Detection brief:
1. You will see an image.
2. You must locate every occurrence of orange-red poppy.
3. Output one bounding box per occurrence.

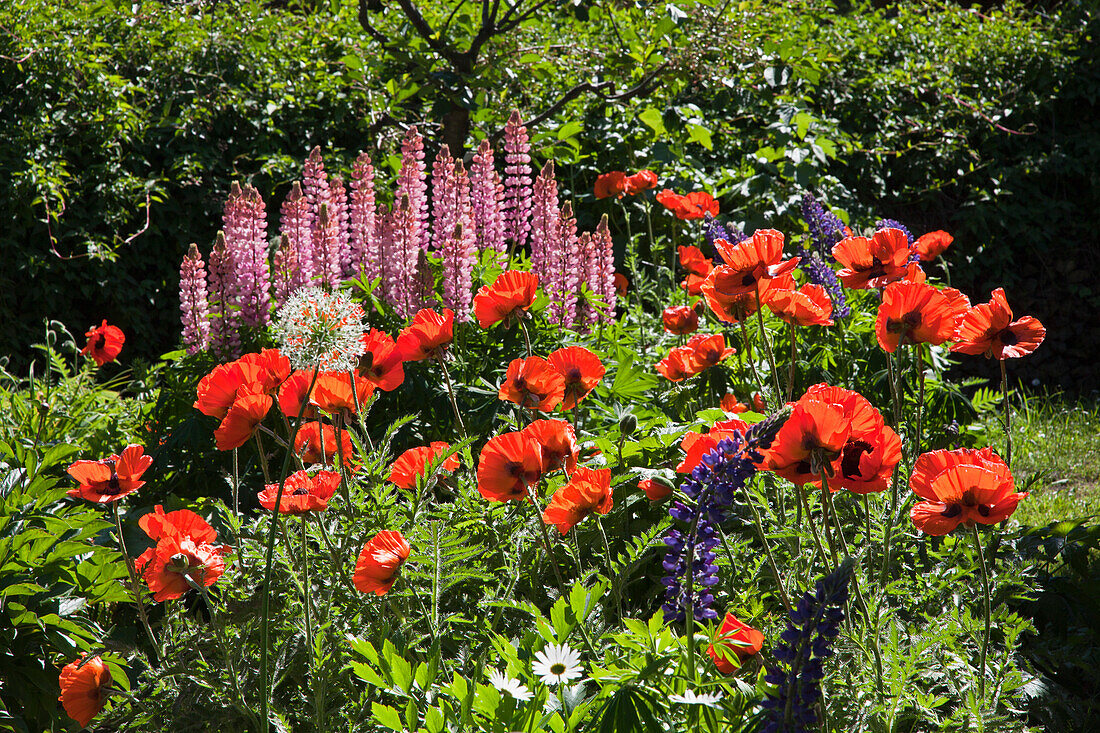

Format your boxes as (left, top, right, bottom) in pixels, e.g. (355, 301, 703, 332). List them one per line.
(522, 419, 579, 474)
(763, 275, 834, 327)
(801, 383, 884, 436)
(309, 371, 376, 415)
(359, 329, 406, 391)
(639, 478, 673, 501)
(875, 281, 967, 353)
(832, 425, 902, 494)
(763, 399, 850, 485)
(213, 386, 273, 451)
(547, 346, 605, 410)
(623, 169, 659, 195)
(614, 272, 629, 296)
(59, 654, 111, 727)
(396, 308, 454, 361)
(909, 448, 1027, 535)
(712, 229, 800, 294)
(657, 190, 719, 220)
(278, 370, 320, 420)
(832, 228, 911, 289)
(237, 349, 292, 393)
(257, 469, 340, 513)
(594, 171, 627, 199)
(685, 333, 736, 370)
(138, 505, 217, 544)
(499, 356, 566, 411)
(721, 393, 748, 414)
(82, 320, 125, 366)
(387, 442, 459, 490)
(474, 270, 540, 329)
(137, 533, 227, 602)
(476, 431, 543, 502)
(681, 272, 708, 297)
(913, 230, 953, 261)
(66, 444, 153, 503)
(662, 305, 699, 335)
(678, 245, 713, 277)
(194, 361, 264, 420)
(951, 288, 1045, 360)
(677, 418, 749, 474)
(701, 273, 759, 323)
(655, 347, 696, 382)
(294, 421, 355, 466)
(542, 466, 613, 535)
(353, 530, 411, 596)
(707, 612, 764, 673)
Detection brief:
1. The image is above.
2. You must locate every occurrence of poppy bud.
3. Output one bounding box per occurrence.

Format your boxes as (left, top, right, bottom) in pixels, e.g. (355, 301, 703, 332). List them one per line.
(619, 413, 638, 436)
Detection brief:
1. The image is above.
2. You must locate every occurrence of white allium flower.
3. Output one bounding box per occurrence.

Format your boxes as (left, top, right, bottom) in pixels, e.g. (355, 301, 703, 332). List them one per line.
(273, 287, 365, 371)
(669, 689, 724, 707)
(532, 643, 583, 686)
(488, 669, 533, 702)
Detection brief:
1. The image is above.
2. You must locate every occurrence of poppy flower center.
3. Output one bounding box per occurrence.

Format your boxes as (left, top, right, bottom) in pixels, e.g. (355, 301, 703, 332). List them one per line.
(566, 367, 582, 383)
(997, 328, 1018, 346)
(942, 504, 962, 518)
(102, 474, 123, 495)
(292, 487, 309, 496)
(95, 335, 107, 350)
(840, 440, 873, 479)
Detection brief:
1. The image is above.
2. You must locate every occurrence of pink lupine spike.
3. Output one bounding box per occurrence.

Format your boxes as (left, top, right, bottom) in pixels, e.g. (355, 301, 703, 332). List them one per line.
(272, 235, 297, 308)
(502, 111, 533, 251)
(280, 181, 314, 291)
(349, 152, 379, 281)
(469, 139, 506, 264)
(207, 231, 241, 357)
(593, 214, 616, 323)
(440, 162, 476, 322)
(302, 146, 331, 222)
(376, 203, 395, 303)
(430, 145, 460, 255)
(313, 203, 341, 289)
(388, 195, 420, 318)
(576, 232, 599, 327)
(556, 202, 581, 330)
(329, 175, 351, 278)
(179, 243, 210, 353)
(529, 160, 559, 285)
(396, 127, 429, 254)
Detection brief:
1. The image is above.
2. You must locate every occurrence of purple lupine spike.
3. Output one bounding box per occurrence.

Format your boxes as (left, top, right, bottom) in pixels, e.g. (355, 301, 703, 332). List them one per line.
(546, 202, 580, 329)
(329, 175, 351, 277)
(704, 214, 745, 266)
(529, 160, 559, 284)
(593, 214, 616, 323)
(280, 182, 314, 291)
(207, 232, 240, 357)
(313, 203, 341, 289)
(387, 196, 420, 318)
(179, 243, 210, 354)
(470, 138, 507, 265)
(396, 127, 429, 254)
(502, 110, 533, 251)
(440, 163, 476, 322)
(271, 236, 297, 308)
(430, 144, 460, 254)
(349, 152, 379, 281)
(803, 252, 850, 319)
(800, 193, 847, 259)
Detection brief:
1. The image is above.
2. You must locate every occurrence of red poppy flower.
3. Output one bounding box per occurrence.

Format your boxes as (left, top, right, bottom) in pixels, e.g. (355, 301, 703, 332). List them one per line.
(522, 419, 579, 474)
(623, 169, 659, 195)
(542, 467, 613, 535)
(353, 530, 411, 596)
(66, 444, 153, 503)
(258, 469, 340, 513)
(662, 305, 699, 335)
(655, 347, 697, 382)
(476, 431, 544, 502)
(309, 371, 376, 415)
(194, 362, 261, 420)
(82, 320, 125, 366)
(498, 356, 566, 411)
(875, 281, 967, 353)
(294, 421, 355, 466)
(701, 273, 759, 323)
(138, 505, 217, 544)
(677, 419, 749, 474)
(639, 478, 673, 502)
(832, 228, 911, 289)
(137, 533, 227, 602)
(278, 370, 320, 420)
(763, 399, 850, 485)
(832, 425, 902, 494)
(721, 393, 748, 414)
(658, 190, 719, 220)
(681, 272, 709, 297)
(396, 308, 454, 361)
(763, 275, 834, 327)
(951, 288, 1045, 360)
(614, 272, 629, 296)
(686, 333, 736, 370)
(711, 229, 801, 298)
(237, 349, 292, 393)
(474, 270, 540, 329)
(59, 654, 111, 727)
(901, 262, 927, 284)
(213, 386, 273, 451)
(707, 612, 764, 673)
(359, 329, 405, 391)
(547, 346, 605, 410)
(801, 384, 884, 436)
(913, 230, 953, 261)
(679, 246, 713, 277)
(594, 171, 627, 199)
(387, 442, 459, 490)
(909, 448, 1027, 535)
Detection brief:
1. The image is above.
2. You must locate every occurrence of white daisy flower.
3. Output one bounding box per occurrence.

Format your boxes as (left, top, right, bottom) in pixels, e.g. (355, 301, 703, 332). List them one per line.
(272, 287, 365, 371)
(488, 669, 533, 702)
(531, 643, 584, 686)
(669, 689, 724, 707)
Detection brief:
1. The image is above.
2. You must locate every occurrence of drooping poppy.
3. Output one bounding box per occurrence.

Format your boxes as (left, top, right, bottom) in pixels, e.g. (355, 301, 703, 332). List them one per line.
(522, 419, 579, 474)
(664, 191, 720, 220)
(359, 329, 405, 391)
(473, 270, 540, 328)
(763, 276, 834, 327)
(387, 442, 459, 490)
(353, 530, 411, 596)
(678, 246, 713, 277)
(655, 347, 697, 382)
(913, 230, 953, 262)
(763, 399, 850, 485)
(66, 444, 153, 503)
(685, 333, 736, 371)
(138, 533, 228, 602)
(278, 369, 320, 420)
(294, 421, 355, 466)
(498, 356, 566, 411)
(542, 467, 613, 535)
(309, 371, 376, 416)
(59, 654, 111, 727)
(875, 281, 967, 353)
(951, 288, 1045, 360)
(594, 171, 628, 199)
(832, 228, 911, 289)
(547, 346, 605, 410)
(623, 169, 659, 195)
(257, 469, 340, 513)
(138, 505, 217, 544)
(712, 229, 800, 296)
(476, 431, 543, 502)
(721, 393, 748, 414)
(909, 448, 1027, 535)
(236, 349, 292, 393)
(82, 320, 125, 366)
(707, 612, 764, 673)
(613, 272, 629, 296)
(662, 305, 699, 335)
(639, 478, 673, 502)
(396, 308, 454, 361)
(213, 386, 273, 451)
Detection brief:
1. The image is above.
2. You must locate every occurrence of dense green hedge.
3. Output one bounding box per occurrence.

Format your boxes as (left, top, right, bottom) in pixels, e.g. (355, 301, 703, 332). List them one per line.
(1, 0, 1095, 387)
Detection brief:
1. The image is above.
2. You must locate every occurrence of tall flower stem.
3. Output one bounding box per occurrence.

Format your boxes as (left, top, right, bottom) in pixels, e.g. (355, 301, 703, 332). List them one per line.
(787, 323, 797, 402)
(299, 515, 325, 729)
(738, 320, 767, 398)
(754, 289, 782, 407)
(518, 317, 534, 359)
(914, 347, 926, 456)
(1000, 359, 1012, 467)
(744, 486, 793, 613)
(972, 525, 993, 700)
(192, 581, 259, 730)
(231, 447, 244, 571)
(880, 351, 906, 584)
(525, 483, 567, 595)
(314, 513, 354, 591)
(436, 354, 468, 439)
(112, 503, 161, 663)
(818, 481, 840, 565)
(596, 517, 622, 619)
(795, 484, 826, 565)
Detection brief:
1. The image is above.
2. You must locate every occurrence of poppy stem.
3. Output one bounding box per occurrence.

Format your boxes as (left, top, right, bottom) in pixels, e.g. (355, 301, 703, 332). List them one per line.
(915, 347, 926, 456)
(880, 352, 906, 585)
(795, 484, 826, 566)
(1000, 359, 1012, 467)
(526, 484, 568, 595)
(111, 503, 161, 664)
(253, 433, 272, 484)
(787, 322, 797, 402)
(595, 517, 623, 620)
(192, 581, 259, 730)
(518, 317, 533, 360)
(737, 319, 766, 398)
(741, 485, 793, 613)
(818, 480, 839, 565)
(436, 354, 468, 439)
(753, 288, 782, 408)
(231, 447, 243, 572)
(313, 513, 354, 591)
(972, 525, 992, 701)
(299, 516, 323, 728)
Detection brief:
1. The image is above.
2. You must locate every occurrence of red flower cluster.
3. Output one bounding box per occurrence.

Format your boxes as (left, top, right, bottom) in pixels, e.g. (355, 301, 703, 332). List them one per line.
(67, 444, 153, 504)
(762, 274, 834, 327)
(474, 270, 539, 328)
(951, 288, 1045, 360)
(397, 308, 454, 361)
(875, 281, 970, 353)
(387, 442, 460, 490)
(353, 530, 411, 596)
(656, 189, 719, 220)
(359, 329, 406, 391)
(701, 230, 799, 323)
(655, 333, 735, 382)
(135, 505, 228, 602)
(194, 349, 290, 451)
(909, 448, 1027, 535)
(594, 169, 659, 199)
(82, 320, 125, 366)
(499, 347, 605, 412)
(476, 419, 579, 502)
(662, 305, 699, 335)
(542, 466, 613, 534)
(832, 228, 912, 289)
(257, 469, 340, 514)
(678, 245, 713, 295)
